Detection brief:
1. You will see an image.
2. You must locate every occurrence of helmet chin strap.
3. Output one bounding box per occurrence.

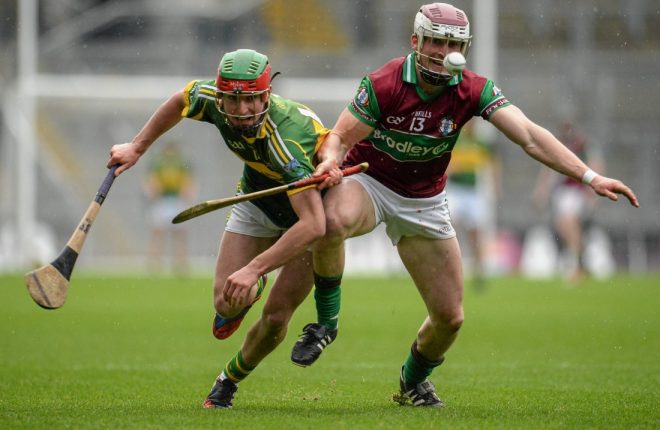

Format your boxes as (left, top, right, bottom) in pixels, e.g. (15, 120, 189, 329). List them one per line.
(420, 67, 453, 86)
(224, 110, 268, 137)
(234, 120, 263, 137)
(415, 52, 453, 86)
(216, 94, 270, 137)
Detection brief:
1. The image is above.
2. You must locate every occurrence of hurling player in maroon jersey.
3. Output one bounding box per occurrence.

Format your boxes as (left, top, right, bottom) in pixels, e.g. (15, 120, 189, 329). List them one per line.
(292, 3, 639, 407)
(532, 121, 607, 283)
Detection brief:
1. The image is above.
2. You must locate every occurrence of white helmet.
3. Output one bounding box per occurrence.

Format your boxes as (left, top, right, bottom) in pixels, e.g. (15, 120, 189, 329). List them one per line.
(414, 3, 472, 84)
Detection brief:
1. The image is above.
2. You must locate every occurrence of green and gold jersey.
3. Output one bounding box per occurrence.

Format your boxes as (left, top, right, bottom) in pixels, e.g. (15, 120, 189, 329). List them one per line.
(149, 146, 191, 196)
(182, 79, 330, 227)
(447, 132, 493, 187)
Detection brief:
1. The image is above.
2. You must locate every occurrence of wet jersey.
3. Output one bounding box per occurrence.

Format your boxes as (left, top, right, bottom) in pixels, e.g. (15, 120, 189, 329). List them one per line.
(344, 53, 510, 198)
(182, 79, 329, 228)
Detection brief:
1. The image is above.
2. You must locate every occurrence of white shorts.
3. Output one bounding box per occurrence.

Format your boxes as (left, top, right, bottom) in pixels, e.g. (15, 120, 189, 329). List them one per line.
(346, 173, 455, 246)
(225, 201, 285, 238)
(150, 196, 187, 228)
(552, 186, 586, 218)
(445, 183, 488, 229)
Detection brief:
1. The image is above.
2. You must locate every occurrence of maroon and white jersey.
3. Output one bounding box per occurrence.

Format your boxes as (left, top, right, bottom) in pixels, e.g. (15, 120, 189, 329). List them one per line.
(344, 53, 510, 198)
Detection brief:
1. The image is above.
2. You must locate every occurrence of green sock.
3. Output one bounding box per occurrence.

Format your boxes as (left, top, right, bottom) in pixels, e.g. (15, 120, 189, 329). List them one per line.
(313, 272, 342, 330)
(402, 341, 445, 386)
(222, 350, 256, 383)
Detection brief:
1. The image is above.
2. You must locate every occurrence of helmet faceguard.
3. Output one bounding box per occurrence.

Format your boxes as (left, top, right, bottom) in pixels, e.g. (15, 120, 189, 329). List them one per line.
(215, 49, 272, 136)
(413, 3, 472, 85)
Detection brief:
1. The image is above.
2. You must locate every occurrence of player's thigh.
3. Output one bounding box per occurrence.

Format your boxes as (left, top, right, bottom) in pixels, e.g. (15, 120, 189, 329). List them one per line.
(213, 231, 276, 298)
(262, 250, 314, 316)
(396, 236, 464, 316)
(323, 178, 378, 238)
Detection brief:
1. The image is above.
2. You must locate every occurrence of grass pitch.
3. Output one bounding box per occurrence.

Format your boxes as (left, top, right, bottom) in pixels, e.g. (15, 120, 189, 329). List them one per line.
(1, 273, 658, 429)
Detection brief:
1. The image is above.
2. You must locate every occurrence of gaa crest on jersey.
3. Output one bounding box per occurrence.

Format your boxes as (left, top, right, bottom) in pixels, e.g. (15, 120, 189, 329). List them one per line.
(356, 87, 370, 107)
(492, 85, 502, 96)
(438, 116, 457, 137)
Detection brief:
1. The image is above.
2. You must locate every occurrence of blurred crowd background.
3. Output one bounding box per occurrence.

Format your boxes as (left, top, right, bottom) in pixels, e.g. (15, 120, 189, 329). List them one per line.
(1, 0, 658, 276)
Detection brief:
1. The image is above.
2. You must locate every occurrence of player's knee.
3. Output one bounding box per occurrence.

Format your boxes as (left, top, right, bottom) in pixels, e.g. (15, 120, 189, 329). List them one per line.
(308, 220, 326, 242)
(448, 312, 464, 332)
(324, 212, 351, 244)
(261, 308, 290, 334)
(434, 307, 464, 333)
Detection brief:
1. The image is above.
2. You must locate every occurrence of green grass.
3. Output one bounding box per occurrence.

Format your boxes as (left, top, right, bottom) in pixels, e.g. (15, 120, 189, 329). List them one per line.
(1, 273, 658, 429)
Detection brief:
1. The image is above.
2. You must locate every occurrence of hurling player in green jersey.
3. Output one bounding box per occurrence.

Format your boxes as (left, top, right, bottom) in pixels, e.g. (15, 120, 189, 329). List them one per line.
(108, 49, 341, 409)
(293, 3, 639, 407)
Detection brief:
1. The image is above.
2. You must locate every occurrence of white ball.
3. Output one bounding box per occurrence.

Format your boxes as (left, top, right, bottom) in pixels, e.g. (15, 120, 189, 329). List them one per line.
(443, 52, 466, 74)
(246, 280, 260, 304)
(246, 275, 266, 304)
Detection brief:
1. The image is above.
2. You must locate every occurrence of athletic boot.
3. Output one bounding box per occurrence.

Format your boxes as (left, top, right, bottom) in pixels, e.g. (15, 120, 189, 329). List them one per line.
(291, 323, 338, 367)
(394, 366, 445, 408)
(212, 275, 267, 340)
(203, 377, 238, 409)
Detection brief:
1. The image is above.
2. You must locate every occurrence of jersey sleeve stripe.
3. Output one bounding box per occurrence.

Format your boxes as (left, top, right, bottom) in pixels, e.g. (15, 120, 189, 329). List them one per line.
(182, 80, 208, 120)
(297, 107, 324, 127)
(264, 118, 293, 167)
(480, 97, 510, 118)
(181, 80, 196, 117)
(478, 80, 511, 119)
(263, 119, 286, 166)
(197, 94, 216, 102)
(314, 128, 331, 153)
(273, 127, 296, 162)
(287, 184, 316, 196)
(244, 160, 283, 181)
(199, 84, 217, 94)
(348, 102, 377, 127)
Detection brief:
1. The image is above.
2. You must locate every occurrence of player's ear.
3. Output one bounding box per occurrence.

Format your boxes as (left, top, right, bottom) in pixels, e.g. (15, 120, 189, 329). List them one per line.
(411, 33, 419, 50)
(262, 87, 272, 102)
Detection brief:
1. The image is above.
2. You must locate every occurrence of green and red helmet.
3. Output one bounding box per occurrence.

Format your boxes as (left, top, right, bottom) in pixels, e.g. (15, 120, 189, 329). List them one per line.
(216, 49, 272, 92)
(215, 49, 272, 135)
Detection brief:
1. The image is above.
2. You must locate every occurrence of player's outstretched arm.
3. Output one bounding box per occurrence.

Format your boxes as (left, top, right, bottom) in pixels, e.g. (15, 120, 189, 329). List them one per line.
(490, 106, 640, 208)
(108, 90, 185, 175)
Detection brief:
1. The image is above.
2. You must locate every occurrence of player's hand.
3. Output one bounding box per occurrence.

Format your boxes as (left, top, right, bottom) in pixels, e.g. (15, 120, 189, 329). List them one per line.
(314, 158, 343, 190)
(223, 268, 260, 308)
(107, 143, 143, 176)
(590, 176, 640, 208)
